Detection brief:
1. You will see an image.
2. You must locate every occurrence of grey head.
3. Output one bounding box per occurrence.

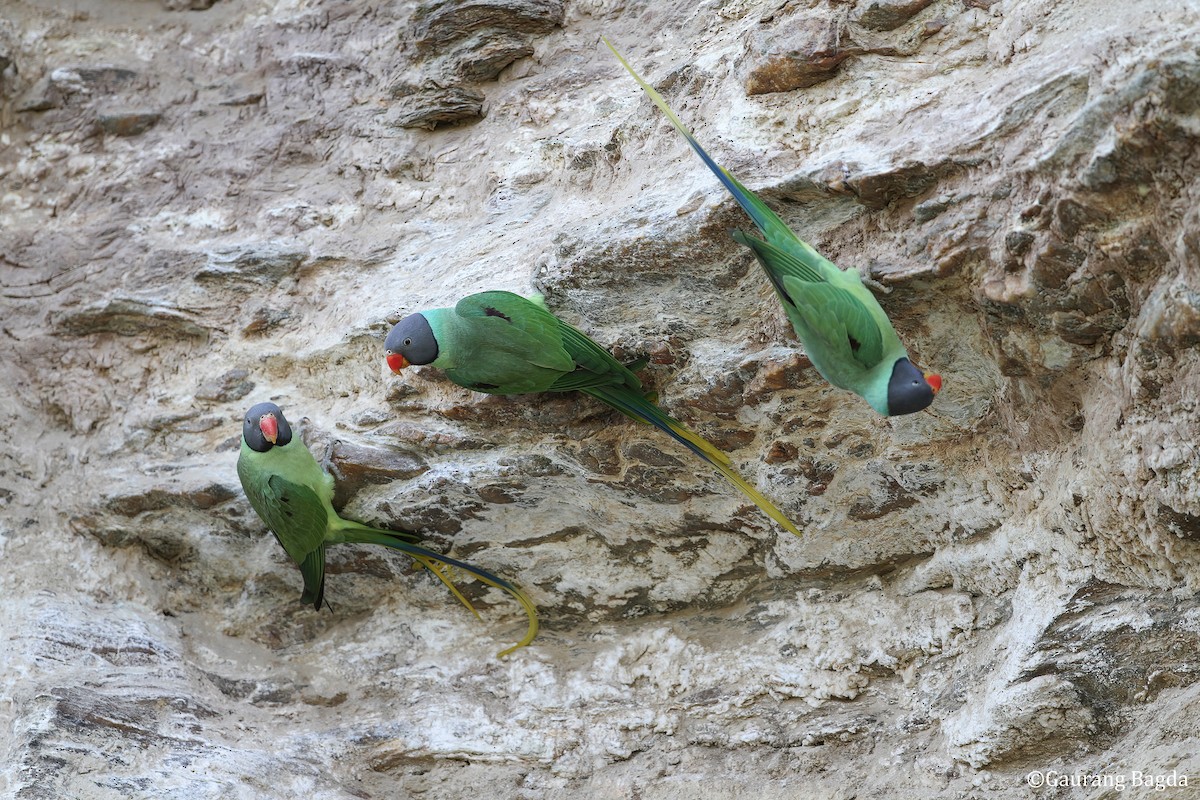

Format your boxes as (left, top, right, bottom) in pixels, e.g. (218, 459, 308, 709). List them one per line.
(885, 358, 937, 416)
(385, 312, 439, 371)
(243, 401, 293, 452)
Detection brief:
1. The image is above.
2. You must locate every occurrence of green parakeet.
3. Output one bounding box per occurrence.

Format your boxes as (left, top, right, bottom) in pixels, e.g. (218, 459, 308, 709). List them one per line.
(604, 39, 942, 416)
(237, 401, 538, 658)
(384, 290, 802, 538)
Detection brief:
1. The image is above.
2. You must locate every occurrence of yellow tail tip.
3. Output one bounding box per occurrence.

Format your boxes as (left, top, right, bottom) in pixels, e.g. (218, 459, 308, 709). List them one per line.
(725, 468, 804, 539)
(601, 36, 695, 139)
(412, 556, 483, 621)
(495, 589, 540, 659)
(663, 419, 802, 538)
(412, 554, 539, 659)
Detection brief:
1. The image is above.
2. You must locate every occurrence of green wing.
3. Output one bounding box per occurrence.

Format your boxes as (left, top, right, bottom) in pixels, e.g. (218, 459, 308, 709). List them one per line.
(238, 451, 332, 607)
(446, 291, 648, 396)
(454, 291, 576, 373)
(732, 229, 833, 285)
(782, 277, 885, 370)
(238, 453, 330, 607)
(260, 474, 330, 563)
(265, 474, 330, 607)
(733, 232, 884, 369)
(547, 321, 645, 394)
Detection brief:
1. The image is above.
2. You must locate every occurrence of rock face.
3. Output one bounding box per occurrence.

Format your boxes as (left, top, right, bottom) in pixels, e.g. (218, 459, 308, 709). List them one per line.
(2, 0, 1199, 797)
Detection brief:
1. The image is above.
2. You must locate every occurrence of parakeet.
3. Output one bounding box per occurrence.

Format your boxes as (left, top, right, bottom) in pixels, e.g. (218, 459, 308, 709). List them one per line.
(604, 38, 942, 416)
(236, 401, 537, 658)
(384, 290, 803, 538)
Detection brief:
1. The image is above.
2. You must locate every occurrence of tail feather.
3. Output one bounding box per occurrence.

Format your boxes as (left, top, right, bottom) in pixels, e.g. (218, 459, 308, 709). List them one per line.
(298, 547, 327, 611)
(603, 38, 787, 238)
(604, 38, 839, 276)
(341, 524, 538, 658)
(585, 385, 803, 538)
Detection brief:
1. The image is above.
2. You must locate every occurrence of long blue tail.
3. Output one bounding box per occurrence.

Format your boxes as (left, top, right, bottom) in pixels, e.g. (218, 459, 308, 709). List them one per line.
(603, 38, 781, 236)
(604, 37, 840, 276)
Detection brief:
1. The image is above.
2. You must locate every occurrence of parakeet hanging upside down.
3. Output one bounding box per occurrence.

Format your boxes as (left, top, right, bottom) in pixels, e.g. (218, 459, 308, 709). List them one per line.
(604, 38, 942, 416)
(237, 401, 538, 658)
(384, 290, 803, 538)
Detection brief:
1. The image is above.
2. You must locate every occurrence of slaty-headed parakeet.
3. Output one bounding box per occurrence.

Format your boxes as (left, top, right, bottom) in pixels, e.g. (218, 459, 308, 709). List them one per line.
(237, 401, 537, 657)
(604, 39, 941, 416)
(384, 291, 802, 538)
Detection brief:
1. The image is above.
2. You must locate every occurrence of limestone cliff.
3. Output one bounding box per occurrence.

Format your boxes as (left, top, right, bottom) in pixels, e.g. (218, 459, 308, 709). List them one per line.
(2, 0, 1199, 797)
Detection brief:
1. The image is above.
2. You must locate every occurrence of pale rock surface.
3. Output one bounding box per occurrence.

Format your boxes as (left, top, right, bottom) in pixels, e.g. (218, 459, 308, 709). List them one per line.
(2, 0, 1199, 797)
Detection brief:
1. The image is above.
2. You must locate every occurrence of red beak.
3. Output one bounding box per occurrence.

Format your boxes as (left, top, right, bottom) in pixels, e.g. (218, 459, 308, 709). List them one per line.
(259, 413, 278, 444)
(386, 352, 409, 373)
(924, 372, 943, 394)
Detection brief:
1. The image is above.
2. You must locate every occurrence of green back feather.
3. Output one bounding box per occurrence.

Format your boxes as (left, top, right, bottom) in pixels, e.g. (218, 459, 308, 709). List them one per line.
(429, 292, 574, 392)
(454, 291, 576, 373)
(436, 291, 646, 395)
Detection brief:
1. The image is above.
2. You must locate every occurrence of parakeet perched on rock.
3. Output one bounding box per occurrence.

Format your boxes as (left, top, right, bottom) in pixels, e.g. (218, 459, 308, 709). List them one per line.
(237, 401, 537, 658)
(604, 38, 942, 416)
(384, 290, 802, 538)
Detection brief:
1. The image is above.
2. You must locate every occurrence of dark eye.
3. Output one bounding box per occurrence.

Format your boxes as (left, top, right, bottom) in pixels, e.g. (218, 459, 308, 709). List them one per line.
(403, 338, 412, 347)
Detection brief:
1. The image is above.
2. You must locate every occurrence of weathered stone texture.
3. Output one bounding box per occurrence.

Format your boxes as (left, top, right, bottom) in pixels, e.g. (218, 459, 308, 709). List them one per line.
(2, 0, 1200, 797)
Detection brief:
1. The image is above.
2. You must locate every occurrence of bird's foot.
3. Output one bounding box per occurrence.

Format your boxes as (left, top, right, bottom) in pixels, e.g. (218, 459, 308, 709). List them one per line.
(863, 275, 893, 295)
